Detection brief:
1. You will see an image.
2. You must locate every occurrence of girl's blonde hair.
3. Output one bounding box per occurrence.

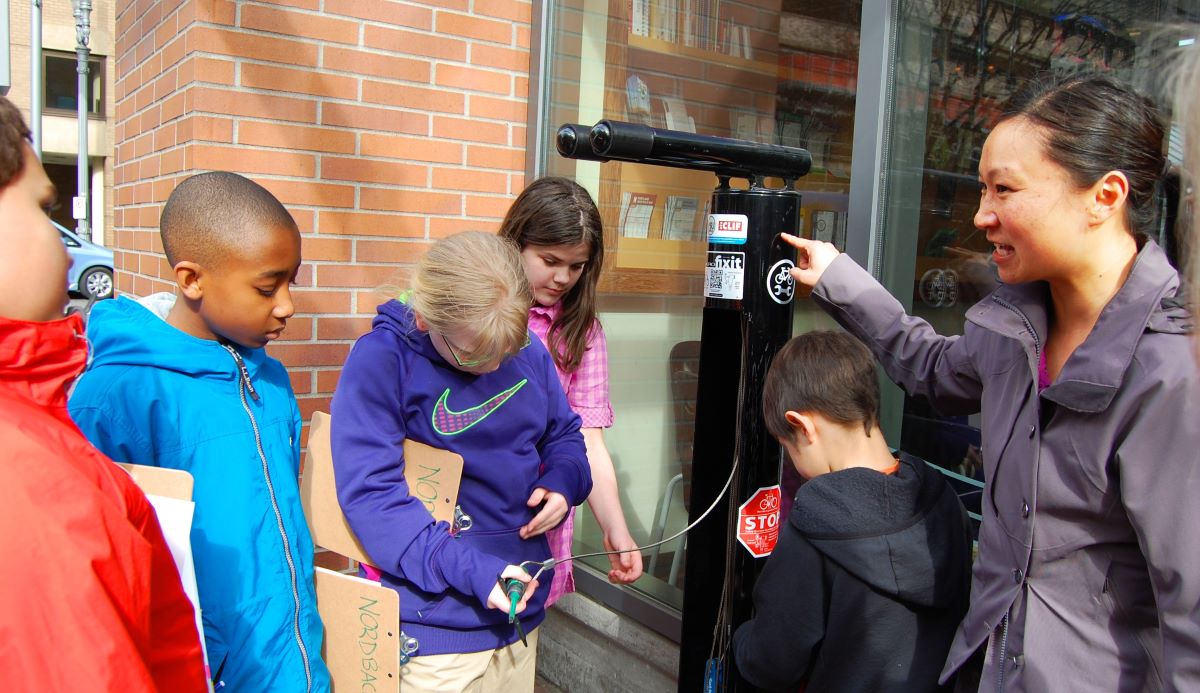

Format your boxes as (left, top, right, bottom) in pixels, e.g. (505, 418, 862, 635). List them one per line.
(409, 231, 532, 363)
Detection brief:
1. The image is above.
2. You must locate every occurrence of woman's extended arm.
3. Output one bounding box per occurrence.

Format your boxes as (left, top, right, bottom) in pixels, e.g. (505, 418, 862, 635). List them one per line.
(786, 233, 985, 413)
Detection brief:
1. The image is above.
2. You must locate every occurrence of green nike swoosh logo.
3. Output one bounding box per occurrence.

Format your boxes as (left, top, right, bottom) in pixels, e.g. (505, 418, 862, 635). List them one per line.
(431, 379, 528, 436)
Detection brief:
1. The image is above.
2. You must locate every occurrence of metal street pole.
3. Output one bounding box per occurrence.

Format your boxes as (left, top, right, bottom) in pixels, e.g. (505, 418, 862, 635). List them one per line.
(73, 0, 91, 241)
(30, 0, 41, 155)
(0, 4, 10, 96)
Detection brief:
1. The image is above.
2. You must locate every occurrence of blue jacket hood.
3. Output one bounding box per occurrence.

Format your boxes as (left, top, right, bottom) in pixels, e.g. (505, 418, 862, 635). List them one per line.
(87, 293, 268, 380)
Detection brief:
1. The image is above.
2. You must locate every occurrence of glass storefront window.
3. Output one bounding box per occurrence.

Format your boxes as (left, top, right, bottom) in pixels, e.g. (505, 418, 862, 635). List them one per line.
(876, 1, 1200, 519)
(538, 1, 862, 627)
(535, 0, 1199, 636)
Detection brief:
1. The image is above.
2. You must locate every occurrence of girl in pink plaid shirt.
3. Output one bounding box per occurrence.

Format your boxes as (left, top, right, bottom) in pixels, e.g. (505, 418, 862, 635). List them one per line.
(500, 177, 644, 605)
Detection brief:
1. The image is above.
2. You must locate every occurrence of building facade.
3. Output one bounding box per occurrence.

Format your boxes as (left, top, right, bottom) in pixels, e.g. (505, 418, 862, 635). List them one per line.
(8, 0, 116, 244)
(105, 1, 1200, 690)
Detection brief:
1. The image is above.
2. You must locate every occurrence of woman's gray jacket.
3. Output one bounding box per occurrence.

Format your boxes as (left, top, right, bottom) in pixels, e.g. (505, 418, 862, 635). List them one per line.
(811, 239, 1199, 692)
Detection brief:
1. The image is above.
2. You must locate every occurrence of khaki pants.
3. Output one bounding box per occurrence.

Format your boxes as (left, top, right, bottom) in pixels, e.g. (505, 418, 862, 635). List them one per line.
(399, 628, 539, 693)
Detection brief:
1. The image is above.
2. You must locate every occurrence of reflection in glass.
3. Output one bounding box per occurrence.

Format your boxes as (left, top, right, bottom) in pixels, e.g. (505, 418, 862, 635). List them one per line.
(543, 1, 864, 615)
(883, 1, 1199, 517)
(537, 0, 1200, 625)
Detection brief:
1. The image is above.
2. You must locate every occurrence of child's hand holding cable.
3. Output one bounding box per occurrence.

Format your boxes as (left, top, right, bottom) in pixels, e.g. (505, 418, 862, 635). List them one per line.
(486, 564, 538, 613)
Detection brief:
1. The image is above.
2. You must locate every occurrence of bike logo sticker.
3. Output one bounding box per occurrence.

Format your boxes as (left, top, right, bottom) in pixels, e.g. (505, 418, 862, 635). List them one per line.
(919, 268, 958, 308)
(767, 259, 795, 304)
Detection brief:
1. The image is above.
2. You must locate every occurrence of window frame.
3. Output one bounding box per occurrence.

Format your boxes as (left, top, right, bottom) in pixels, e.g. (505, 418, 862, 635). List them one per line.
(42, 50, 106, 119)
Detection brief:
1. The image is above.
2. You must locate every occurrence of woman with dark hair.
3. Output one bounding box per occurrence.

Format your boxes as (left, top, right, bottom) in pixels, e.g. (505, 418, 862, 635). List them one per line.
(785, 73, 1200, 691)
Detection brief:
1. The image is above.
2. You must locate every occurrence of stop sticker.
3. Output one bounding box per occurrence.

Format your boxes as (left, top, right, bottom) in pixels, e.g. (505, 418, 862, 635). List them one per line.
(737, 485, 782, 558)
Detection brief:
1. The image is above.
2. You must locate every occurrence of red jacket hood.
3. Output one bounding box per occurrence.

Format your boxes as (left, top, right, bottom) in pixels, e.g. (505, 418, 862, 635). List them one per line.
(0, 312, 88, 419)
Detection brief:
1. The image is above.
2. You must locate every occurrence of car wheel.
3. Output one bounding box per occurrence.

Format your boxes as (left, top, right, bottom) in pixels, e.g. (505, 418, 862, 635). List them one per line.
(80, 267, 114, 300)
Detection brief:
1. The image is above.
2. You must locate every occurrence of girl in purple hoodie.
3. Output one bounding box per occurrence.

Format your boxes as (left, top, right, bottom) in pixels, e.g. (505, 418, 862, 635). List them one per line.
(330, 231, 592, 691)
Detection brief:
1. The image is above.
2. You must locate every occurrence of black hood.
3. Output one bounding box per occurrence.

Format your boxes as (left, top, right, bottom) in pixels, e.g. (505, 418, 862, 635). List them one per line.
(790, 453, 970, 609)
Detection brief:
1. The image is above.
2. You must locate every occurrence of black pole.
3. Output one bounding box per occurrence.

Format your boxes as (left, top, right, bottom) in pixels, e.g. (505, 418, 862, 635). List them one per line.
(677, 182, 799, 691)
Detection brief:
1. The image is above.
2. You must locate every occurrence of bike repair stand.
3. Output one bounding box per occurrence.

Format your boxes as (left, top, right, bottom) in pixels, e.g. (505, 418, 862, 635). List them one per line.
(558, 121, 810, 691)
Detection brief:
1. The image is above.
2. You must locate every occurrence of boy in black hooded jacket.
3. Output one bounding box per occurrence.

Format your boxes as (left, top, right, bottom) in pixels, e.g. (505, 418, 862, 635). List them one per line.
(733, 331, 972, 692)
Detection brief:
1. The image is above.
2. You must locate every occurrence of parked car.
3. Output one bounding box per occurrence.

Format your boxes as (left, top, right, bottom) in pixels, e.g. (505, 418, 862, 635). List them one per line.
(57, 221, 114, 300)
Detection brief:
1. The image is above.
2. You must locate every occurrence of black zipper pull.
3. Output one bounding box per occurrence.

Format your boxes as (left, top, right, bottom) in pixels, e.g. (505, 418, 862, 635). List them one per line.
(221, 342, 260, 402)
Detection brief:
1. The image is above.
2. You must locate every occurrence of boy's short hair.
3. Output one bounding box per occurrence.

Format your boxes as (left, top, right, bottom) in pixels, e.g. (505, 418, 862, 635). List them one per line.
(160, 171, 297, 267)
(763, 330, 880, 440)
(0, 97, 32, 190)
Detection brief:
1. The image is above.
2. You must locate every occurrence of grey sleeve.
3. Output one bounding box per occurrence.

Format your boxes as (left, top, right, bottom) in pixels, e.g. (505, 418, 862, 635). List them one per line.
(1115, 357, 1200, 690)
(811, 254, 984, 415)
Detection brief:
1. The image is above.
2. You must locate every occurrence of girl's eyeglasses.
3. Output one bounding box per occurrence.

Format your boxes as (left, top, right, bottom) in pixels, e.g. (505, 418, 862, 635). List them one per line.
(441, 332, 531, 368)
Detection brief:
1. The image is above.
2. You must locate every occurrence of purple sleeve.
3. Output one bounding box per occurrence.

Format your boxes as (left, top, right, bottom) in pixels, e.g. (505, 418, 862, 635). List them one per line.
(1116, 359, 1200, 689)
(330, 331, 505, 606)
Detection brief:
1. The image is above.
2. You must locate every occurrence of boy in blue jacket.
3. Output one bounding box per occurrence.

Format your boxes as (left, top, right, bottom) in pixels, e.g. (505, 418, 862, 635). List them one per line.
(331, 231, 592, 691)
(69, 172, 330, 692)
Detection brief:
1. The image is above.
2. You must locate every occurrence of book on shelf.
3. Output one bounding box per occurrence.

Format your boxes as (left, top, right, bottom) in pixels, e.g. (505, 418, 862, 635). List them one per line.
(723, 21, 753, 60)
(638, 0, 732, 53)
(662, 97, 695, 133)
(626, 74, 652, 119)
(630, 0, 650, 37)
(651, 0, 678, 42)
(681, 2, 695, 47)
(619, 191, 658, 239)
(663, 195, 701, 241)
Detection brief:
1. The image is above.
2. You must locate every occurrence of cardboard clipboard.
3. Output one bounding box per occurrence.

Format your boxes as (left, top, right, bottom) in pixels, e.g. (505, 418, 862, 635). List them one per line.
(302, 412, 463, 690)
(117, 464, 209, 679)
(313, 567, 401, 691)
(117, 462, 194, 501)
(300, 411, 463, 566)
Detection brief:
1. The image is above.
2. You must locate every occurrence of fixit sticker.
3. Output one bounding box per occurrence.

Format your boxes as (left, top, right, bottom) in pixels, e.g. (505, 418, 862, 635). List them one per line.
(705, 251, 745, 300)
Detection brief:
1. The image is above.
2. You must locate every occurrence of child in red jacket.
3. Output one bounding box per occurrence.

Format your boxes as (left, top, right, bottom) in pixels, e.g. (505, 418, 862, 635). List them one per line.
(0, 95, 207, 690)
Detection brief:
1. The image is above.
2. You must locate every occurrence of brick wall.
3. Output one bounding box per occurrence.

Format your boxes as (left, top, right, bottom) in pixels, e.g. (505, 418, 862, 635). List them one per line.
(113, 0, 533, 569)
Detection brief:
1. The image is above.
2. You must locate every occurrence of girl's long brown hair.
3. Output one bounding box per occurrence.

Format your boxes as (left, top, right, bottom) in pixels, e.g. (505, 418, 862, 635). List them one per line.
(498, 177, 604, 373)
